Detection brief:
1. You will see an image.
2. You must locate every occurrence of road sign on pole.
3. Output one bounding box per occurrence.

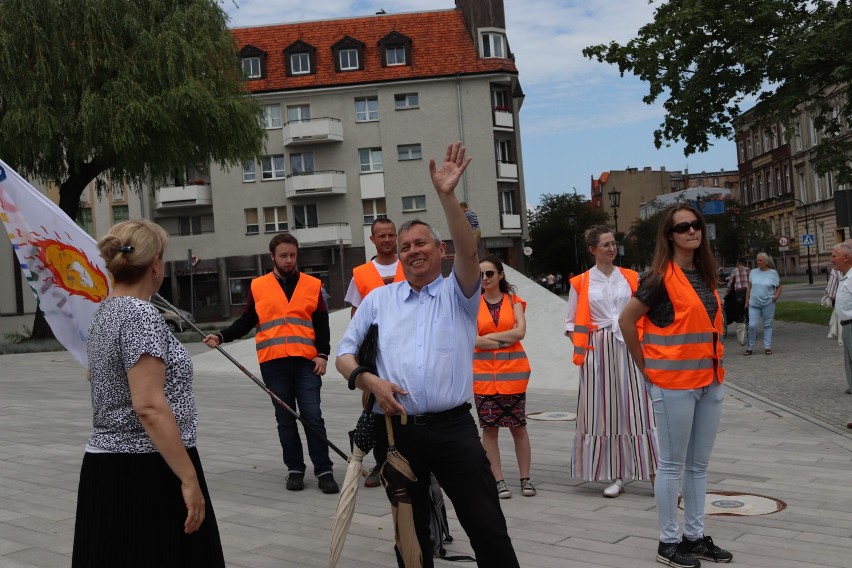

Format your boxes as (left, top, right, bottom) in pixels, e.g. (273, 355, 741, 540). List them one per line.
(802, 234, 815, 247)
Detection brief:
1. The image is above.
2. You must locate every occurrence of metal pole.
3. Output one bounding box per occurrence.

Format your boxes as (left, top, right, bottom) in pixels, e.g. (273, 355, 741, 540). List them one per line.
(152, 293, 349, 462)
(804, 203, 813, 285)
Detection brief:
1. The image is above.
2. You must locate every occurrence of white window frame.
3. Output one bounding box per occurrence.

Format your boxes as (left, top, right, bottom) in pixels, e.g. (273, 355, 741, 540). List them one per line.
(243, 161, 257, 182)
(394, 93, 419, 110)
(287, 104, 311, 123)
(263, 206, 288, 233)
(359, 148, 383, 173)
(261, 155, 286, 180)
(362, 198, 387, 225)
(245, 208, 259, 235)
(385, 45, 406, 66)
(290, 152, 315, 175)
(500, 191, 515, 215)
(480, 31, 506, 58)
(293, 203, 318, 229)
(242, 57, 261, 78)
(262, 104, 282, 129)
(397, 144, 422, 161)
(355, 97, 379, 122)
(496, 139, 512, 163)
(290, 52, 310, 75)
(401, 195, 426, 212)
(339, 48, 359, 70)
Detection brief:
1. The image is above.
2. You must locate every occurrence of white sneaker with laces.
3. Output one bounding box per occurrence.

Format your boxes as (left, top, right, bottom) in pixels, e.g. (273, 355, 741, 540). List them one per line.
(603, 478, 624, 498)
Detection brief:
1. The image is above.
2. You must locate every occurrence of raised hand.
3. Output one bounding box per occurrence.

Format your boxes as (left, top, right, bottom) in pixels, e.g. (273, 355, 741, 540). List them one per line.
(429, 141, 472, 196)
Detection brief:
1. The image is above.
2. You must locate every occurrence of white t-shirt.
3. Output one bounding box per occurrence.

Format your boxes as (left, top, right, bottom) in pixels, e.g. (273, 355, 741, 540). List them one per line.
(344, 259, 400, 307)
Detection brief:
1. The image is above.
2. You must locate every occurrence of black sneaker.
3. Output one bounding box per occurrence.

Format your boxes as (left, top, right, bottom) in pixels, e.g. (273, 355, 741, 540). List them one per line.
(681, 535, 732, 563)
(285, 472, 304, 491)
(657, 541, 700, 568)
(364, 466, 381, 488)
(317, 473, 340, 494)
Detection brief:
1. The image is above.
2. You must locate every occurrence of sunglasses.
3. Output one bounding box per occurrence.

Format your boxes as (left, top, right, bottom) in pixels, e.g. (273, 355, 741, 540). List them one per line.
(481, 270, 496, 278)
(670, 220, 702, 234)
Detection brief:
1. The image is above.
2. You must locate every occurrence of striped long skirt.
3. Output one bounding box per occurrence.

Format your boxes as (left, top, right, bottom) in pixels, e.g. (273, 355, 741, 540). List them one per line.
(572, 328, 658, 481)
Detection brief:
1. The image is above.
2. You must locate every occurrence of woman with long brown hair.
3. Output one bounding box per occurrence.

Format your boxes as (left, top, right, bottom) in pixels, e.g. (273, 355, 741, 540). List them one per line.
(565, 225, 657, 498)
(619, 205, 732, 568)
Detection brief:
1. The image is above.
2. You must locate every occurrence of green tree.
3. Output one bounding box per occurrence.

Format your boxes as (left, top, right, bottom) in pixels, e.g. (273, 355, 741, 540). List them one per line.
(527, 193, 608, 277)
(583, 0, 852, 182)
(0, 0, 265, 337)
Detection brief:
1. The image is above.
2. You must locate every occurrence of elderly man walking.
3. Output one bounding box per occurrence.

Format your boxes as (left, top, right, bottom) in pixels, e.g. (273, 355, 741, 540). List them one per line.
(832, 242, 852, 397)
(336, 142, 519, 567)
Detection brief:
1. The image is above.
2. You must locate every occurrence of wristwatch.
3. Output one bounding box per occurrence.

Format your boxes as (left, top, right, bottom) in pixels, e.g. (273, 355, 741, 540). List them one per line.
(498, 341, 507, 349)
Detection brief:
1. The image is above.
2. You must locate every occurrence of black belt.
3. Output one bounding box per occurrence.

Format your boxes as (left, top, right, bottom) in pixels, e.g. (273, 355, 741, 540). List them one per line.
(842, 319, 852, 326)
(384, 402, 472, 426)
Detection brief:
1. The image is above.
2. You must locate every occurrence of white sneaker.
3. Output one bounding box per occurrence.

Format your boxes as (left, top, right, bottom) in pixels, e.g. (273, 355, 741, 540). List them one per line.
(603, 478, 624, 498)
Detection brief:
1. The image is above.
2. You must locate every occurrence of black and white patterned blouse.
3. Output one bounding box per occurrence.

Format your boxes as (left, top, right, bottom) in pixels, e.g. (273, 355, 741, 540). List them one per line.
(86, 296, 197, 453)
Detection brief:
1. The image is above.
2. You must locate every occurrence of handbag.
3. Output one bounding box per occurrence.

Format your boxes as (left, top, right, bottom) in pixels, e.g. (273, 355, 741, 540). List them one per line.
(736, 321, 747, 346)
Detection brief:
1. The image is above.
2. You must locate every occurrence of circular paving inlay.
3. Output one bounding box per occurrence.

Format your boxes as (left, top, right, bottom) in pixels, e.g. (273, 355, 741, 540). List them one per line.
(527, 411, 576, 421)
(678, 491, 786, 516)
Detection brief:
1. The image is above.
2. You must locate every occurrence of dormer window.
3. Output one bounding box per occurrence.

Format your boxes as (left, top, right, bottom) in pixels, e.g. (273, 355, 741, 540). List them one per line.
(480, 30, 506, 59)
(239, 45, 267, 79)
(332, 36, 364, 72)
(378, 31, 412, 68)
(284, 41, 317, 77)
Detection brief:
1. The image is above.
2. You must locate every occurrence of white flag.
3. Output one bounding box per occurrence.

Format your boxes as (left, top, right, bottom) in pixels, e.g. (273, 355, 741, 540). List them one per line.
(0, 159, 112, 367)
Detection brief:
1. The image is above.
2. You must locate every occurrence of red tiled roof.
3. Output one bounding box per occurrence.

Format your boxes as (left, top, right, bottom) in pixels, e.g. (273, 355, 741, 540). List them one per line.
(230, 9, 517, 93)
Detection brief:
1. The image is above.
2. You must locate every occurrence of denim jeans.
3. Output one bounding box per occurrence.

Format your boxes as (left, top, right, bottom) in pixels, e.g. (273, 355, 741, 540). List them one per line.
(747, 302, 776, 350)
(647, 379, 724, 543)
(259, 357, 333, 477)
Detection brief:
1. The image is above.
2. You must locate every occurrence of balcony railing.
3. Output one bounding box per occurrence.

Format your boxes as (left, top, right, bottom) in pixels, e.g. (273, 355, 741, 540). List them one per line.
(291, 223, 352, 247)
(283, 118, 344, 145)
(497, 161, 518, 180)
(284, 170, 347, 198)
(500, 213, 522, 232)
(154, 184, 213, 210)
(494, 108, 514, 129)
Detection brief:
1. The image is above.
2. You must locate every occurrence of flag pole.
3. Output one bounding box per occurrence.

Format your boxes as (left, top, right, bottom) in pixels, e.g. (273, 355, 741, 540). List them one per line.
(153, 293, 349, 462)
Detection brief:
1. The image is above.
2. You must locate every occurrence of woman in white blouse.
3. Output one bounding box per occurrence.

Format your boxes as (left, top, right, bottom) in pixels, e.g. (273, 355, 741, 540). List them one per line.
(565, 225, 658, 497)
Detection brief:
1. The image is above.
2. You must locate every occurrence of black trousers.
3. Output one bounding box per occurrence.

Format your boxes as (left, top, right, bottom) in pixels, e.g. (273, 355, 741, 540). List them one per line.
(375, 409, 519, 568)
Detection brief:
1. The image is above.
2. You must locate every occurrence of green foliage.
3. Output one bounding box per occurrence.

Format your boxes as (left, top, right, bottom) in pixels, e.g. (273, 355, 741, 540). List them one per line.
(583, 0, 852, 183)
(527, 193, 609, 276)
(0, 0, 265, 218)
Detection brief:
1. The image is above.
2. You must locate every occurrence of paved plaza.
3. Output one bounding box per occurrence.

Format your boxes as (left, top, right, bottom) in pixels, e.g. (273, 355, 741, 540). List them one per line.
(2, 278, 852, 567)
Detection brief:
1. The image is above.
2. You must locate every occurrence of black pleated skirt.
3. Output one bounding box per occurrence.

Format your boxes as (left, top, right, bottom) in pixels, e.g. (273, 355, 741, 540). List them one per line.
(72, 447, 225, 568)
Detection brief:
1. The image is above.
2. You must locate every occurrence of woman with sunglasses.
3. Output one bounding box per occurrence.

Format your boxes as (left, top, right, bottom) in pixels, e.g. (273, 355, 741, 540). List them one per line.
(619, 205, 733, 568)
(473, 255, 535, 499)
(744, 252, 782, 355)
(565, 225, 657, 499)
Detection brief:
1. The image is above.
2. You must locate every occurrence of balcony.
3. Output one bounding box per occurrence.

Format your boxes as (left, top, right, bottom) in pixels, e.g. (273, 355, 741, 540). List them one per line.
(283, 118, 344, 146)
(497, 161, 518, 180)
(359, 172, 385, 199)
(291, 223, 352, 247)
(285, 170, 347, 198)
(154, 183, 213, 210)
(501, 213, 522, 233)
(494, 109, 514, 129)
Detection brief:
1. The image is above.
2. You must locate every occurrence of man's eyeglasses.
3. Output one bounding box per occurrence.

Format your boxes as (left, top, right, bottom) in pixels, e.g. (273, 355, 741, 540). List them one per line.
(670, 220, 702, 234)
(481, 270, 496, 278)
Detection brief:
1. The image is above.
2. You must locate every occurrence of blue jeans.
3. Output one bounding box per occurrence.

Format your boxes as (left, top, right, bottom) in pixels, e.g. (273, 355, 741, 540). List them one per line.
(259, 357, 333, 477)
(647, 380, 724, 543)
(747, 302, 776, 350)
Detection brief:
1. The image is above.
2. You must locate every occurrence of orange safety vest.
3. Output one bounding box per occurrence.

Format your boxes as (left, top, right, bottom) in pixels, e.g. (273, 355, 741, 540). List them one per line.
(569, 267, 639, 366)
(251, 272, 320, 363)
(641, 263, 726, 389)
(473, 293, 531, 395)
(352, 260, 404, 300)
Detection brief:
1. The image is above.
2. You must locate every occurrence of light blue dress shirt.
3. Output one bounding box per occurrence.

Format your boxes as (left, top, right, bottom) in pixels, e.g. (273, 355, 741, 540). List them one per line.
(337, 269, 480, 415)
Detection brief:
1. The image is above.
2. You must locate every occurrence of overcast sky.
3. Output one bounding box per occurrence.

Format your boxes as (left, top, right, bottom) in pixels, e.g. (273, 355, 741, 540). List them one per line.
(221, 0, 737, 207)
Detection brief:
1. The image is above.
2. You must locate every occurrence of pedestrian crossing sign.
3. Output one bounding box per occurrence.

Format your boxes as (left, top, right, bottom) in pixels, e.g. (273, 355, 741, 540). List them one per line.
(802, 234, 815, 247)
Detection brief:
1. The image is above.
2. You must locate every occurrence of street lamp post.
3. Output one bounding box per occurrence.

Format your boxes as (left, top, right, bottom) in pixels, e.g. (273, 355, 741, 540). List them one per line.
(791, 197, 813, 285)
(568, 212, 578, 274)
(608, 188, 621, 265)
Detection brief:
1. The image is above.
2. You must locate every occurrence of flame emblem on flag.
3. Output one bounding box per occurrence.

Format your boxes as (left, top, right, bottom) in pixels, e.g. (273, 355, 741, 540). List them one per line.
(33, 238, 110, 302)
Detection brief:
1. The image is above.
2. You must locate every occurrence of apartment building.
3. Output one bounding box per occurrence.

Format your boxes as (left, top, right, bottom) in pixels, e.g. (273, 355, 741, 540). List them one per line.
(152, 1, 527, 319)
(734, 94, 851, 276)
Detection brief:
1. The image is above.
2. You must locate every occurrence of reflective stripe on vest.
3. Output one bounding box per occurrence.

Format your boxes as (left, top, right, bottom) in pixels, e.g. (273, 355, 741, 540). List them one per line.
(252, 272, 320, 363)
(472, 293, 531, 395)
(569, 268, 639, 366)
(641, 263, 725, 389)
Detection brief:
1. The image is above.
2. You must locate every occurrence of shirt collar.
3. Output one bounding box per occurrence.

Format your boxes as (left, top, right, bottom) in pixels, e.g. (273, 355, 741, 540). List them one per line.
(402, 273, 443, 299)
